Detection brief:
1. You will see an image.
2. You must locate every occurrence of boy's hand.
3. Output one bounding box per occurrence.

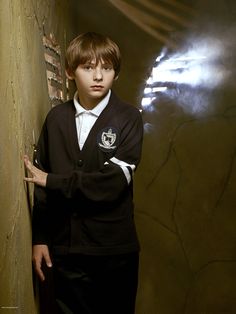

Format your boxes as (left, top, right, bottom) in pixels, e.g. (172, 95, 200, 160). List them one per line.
(24, 155, 48, 187)
(32, 244, 52, 282)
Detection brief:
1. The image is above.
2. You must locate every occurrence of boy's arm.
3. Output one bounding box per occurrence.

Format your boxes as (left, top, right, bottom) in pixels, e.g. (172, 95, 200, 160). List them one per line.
(23, 124, 52, 282)
(28, 123, 51, 245)
(46, 111, 143, 202)
(25, 111, 143, 203)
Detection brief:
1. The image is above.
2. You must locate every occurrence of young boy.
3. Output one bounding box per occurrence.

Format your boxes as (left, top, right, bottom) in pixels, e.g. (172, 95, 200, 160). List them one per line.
(24, 32, 143, 314)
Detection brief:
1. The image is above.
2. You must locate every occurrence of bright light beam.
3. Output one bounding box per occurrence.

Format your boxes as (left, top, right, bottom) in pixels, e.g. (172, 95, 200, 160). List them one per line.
(141, 36, 231, 112)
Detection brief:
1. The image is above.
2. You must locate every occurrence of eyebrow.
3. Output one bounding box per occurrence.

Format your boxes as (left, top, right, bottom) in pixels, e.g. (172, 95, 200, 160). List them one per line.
(82, 60, 113, 66)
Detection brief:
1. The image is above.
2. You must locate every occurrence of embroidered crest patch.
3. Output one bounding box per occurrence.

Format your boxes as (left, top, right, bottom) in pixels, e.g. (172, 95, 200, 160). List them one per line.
(97, 127, 119, 151)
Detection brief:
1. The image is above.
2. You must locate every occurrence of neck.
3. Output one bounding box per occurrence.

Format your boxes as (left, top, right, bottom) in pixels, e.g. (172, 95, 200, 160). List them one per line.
(77, 91, 109, 110)
(79, 99, 100, 110)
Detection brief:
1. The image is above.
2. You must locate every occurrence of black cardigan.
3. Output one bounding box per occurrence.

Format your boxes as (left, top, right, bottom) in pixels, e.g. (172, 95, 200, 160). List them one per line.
(32, 91, 143, 255)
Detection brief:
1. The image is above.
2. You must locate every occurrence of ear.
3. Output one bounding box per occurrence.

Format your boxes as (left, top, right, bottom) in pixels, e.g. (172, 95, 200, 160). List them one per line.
(114, 75, 119, 81)
(66, 69, 75, 80)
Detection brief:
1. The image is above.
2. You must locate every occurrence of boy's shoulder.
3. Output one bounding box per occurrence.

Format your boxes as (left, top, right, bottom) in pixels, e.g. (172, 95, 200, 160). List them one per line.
(110, 91, 141, 117)
(46, 100, 75, 120)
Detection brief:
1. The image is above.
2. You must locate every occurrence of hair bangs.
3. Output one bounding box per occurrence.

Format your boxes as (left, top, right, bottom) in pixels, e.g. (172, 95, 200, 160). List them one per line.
(66, 32, 121, 76)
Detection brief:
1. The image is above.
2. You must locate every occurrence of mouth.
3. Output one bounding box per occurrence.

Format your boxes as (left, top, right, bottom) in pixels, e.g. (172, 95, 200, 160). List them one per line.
(90, 85, 104, 90)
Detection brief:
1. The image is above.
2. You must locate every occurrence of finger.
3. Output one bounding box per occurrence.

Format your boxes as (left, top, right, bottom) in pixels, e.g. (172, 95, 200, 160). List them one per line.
(33, 258, 45, 282)
(44, 251, 53, 268)
(23, 177, 34, 183)
(36, 266, 45, 282)
(23, 155, 29, 161)
(23, 155, 30, 166)
(24, 157, 33, 171)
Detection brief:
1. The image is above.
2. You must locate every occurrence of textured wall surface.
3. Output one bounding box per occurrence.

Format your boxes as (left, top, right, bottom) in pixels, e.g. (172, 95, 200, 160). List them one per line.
(135, 97, 236, 313)
(134, 1, 236, 310)
(0, 1, 73, 313)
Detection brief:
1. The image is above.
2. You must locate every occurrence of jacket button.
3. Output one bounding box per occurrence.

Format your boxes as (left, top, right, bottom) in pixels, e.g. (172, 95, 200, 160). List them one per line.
(77, 159, 83, 167)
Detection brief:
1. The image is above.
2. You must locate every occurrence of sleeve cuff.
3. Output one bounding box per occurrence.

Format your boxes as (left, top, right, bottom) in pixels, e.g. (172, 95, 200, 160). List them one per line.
(46, 173, 66, 190)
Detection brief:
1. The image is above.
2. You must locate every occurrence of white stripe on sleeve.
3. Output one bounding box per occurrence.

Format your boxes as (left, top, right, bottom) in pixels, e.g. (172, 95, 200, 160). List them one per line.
(105, 157, 136, 184)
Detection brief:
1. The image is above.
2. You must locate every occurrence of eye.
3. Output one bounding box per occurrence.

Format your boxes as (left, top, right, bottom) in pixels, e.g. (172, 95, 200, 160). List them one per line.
(82, 64, 94, 71)
(103, 64, 113, 71)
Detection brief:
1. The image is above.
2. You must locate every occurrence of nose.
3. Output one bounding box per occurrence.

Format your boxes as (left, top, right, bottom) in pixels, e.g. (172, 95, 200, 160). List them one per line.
(93, 67, 103, 81)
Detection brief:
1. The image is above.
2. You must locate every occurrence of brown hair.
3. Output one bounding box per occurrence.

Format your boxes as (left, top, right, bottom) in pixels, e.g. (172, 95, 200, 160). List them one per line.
(65, 32, 121, 77)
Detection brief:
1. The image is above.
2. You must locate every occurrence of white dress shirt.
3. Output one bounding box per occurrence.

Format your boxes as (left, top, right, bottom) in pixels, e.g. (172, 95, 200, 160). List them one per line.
(73, 90, 111, 150)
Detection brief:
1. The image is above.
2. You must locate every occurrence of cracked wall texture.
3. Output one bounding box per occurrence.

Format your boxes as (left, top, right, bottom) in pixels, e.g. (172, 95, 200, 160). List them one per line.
(0, 1, 76, 313)
(134, 78, 236, 313)
(133, 1, 236, 312)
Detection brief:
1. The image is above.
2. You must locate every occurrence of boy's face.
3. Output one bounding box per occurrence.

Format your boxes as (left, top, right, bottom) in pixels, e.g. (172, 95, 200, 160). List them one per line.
(67, 59, 117, 109)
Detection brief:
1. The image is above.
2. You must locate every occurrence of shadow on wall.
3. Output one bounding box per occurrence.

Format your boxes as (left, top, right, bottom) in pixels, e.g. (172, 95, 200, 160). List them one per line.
(134, 1, 236, 313)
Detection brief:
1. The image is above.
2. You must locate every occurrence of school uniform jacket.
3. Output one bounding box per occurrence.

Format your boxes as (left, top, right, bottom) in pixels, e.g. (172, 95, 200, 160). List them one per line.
(32, 91, 143, 256)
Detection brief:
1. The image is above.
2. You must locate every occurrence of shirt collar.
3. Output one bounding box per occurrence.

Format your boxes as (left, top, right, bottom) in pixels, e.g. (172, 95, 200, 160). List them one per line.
(73, 90, 111, 117)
